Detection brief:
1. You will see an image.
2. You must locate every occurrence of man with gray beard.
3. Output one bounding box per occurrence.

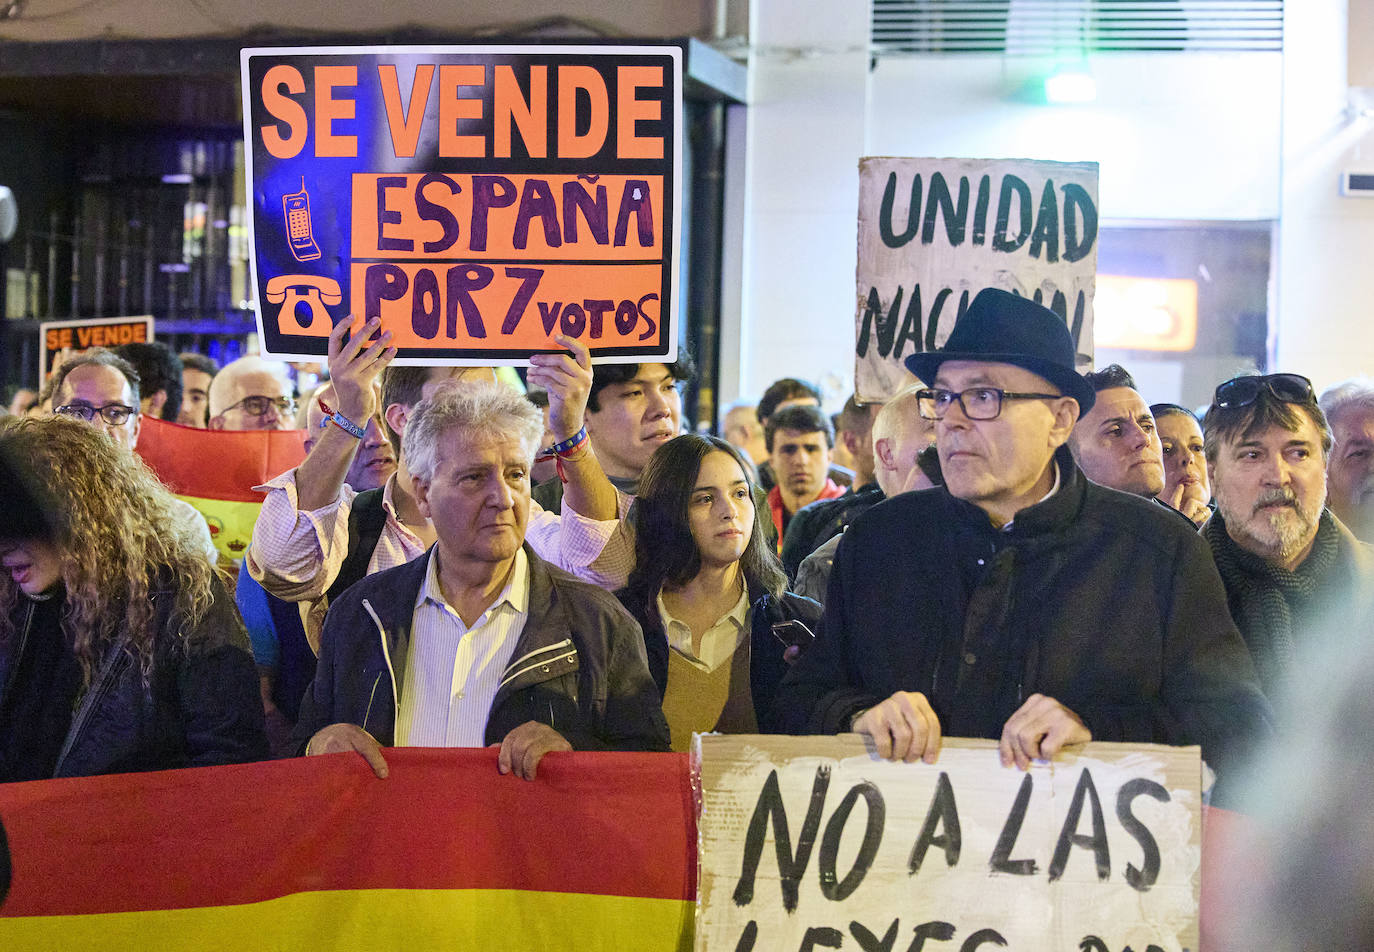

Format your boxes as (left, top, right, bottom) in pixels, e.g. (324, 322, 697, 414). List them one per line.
(1202, 373, 1374, 699)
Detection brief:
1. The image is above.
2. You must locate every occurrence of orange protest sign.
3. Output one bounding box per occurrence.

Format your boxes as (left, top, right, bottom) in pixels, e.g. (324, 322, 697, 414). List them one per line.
(242, 47, 683, 366)
(39, 316, 153, 378)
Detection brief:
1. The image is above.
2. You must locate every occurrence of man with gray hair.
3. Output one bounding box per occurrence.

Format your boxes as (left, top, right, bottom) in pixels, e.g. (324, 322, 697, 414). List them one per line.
(1202, 372, 1374, 699)
(294, 379, 669, 780)
(209, 356, 296, 431)
(1319, 377, 1374, 543)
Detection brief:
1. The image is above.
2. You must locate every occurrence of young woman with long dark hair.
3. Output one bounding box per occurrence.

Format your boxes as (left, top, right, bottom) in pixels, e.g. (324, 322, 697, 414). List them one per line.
(619, 434, 820, 750)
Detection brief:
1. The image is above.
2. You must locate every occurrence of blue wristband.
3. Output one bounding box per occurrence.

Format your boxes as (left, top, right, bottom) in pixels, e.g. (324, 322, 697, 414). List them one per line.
(316, 398, 365, 439)
(541, 425, 588, 457)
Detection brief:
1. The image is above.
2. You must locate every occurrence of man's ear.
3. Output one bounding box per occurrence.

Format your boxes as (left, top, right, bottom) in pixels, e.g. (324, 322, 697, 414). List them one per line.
(208, 414, 226, 431)
(1207, 459, 1217, 488)
(412, 474, 433, 520)
(383, 403, 408, 445)
(841, 429, 862, 457)
(1046, 397, 1079, 450)
(147, 389, 168, 417)
(874, 436, 896, 471)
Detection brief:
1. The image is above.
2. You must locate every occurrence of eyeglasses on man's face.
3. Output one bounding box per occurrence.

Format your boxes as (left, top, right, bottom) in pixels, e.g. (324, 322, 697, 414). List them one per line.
(1212, 373, 1314, 411)
(916, 387, 1062, 421)
(222, 395, 296, 418)
(54, 402, 138, 426)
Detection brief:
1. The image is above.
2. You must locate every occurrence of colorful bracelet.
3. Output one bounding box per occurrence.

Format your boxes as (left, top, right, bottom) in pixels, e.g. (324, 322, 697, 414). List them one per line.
(536, 426, 590, 484)
(316, 398, 365, 440)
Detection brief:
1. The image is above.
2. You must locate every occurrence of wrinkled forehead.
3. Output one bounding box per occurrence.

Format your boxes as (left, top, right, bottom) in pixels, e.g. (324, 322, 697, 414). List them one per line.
(933, 359, 1056, 394)
(59, 363, 134, 405)
(1329, 403, 1374, 439)
(228, 369, 291, 402)
(434, 426, 535, 467)
(1082, 386, 1150, 425)
(1219, 415, 1324, 453)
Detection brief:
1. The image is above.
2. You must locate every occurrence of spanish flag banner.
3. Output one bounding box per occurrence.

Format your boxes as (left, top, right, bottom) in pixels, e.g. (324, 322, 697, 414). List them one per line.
(133, 416, 308, 562)
(0, 750, 696, 951)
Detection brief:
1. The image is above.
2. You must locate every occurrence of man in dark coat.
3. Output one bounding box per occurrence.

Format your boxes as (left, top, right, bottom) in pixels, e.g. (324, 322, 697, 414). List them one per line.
(775, 289, 1271, 791)
(1201, 372, 1374, 700)
(297, 379, 668, 780)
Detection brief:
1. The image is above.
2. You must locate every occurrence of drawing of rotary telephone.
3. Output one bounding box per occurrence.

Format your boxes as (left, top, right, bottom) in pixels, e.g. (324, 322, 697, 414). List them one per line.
(264, 274, 341, 335)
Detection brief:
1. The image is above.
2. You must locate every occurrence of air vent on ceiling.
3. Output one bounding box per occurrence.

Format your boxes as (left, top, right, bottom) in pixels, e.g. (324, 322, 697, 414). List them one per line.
(872, 1, 1284, 56)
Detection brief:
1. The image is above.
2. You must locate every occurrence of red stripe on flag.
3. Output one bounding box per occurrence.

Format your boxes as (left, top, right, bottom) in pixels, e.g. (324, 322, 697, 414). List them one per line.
(134, 416, 307, 501)
(0, 749, 695, 917)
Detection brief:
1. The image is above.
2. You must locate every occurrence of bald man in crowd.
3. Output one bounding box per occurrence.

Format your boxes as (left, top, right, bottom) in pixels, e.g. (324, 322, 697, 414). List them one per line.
(210, 356, 296, 431)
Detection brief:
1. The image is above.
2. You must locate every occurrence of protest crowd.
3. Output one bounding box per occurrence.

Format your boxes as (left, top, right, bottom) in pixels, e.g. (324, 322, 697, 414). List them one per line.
(4, 291, 1374, 945)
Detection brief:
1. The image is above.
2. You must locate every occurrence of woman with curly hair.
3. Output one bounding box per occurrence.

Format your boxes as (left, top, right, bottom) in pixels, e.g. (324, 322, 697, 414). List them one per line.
(618, 434, 821, 751)
(0, 416, 267, 782)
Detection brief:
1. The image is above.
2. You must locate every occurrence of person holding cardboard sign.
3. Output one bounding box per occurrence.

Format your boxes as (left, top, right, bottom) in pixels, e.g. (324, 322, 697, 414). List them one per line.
(775, 288, 1271, 794)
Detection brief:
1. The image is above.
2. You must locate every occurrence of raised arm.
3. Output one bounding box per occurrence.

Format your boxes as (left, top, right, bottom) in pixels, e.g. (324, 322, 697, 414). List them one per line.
(296, 316, 395, 512)
(525, 335, 618, 521)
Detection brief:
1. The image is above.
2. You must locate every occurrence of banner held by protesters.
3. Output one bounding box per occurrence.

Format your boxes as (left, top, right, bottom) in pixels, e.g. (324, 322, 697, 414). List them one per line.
(695, 734, 1199, 952)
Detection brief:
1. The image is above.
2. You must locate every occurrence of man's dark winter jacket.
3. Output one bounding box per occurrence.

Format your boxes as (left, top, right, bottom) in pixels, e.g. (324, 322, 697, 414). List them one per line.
(775, 448, 1272, 782)
(780, 482, 883, 580)
(1, 571, 268, 779)
(293, 545, 670, 752)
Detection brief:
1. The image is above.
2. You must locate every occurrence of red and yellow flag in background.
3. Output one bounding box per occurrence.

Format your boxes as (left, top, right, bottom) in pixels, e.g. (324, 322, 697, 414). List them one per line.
(134, 416, 307, 563)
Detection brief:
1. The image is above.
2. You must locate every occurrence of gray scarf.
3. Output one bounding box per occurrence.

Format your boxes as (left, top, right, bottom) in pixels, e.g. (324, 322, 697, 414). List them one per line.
(1204, 508, 1342, 695)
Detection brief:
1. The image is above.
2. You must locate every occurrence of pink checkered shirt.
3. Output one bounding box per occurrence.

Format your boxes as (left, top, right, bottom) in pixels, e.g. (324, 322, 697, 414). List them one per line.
(247, 468, 633, 651)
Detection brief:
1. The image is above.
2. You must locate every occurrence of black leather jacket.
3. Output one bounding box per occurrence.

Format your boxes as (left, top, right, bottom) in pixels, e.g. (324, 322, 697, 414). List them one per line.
(293, 545, 670, 753)
(1, 571, 268, 779)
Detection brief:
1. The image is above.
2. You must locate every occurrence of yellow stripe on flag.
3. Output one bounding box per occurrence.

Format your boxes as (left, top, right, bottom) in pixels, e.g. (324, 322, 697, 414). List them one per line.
(176, 494, 262, 563)
(0, 889, 695, 952)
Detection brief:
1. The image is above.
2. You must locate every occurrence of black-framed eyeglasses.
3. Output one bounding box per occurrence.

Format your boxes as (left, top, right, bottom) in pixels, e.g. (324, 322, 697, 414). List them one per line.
(1213, 373, 1314, 410)
(916, 387, 1062, 421)
(54, 402, 138, 425)
(222, 395, 296, 418)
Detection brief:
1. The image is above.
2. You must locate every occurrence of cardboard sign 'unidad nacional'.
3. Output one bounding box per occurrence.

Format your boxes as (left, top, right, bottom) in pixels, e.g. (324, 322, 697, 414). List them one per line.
(695, 735, 1200, 952)
(855, 157, 1099, 402)
(241, 46, 682, 365)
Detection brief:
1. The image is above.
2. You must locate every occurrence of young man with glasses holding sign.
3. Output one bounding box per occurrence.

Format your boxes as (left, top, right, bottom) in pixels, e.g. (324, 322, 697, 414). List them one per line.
(1201, 373, 1374, 700)
(776, 288, 1270, 800)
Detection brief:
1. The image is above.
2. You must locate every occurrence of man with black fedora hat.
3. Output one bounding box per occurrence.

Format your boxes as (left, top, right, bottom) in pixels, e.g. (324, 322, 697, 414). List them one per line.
(776, 288, 1270, 796)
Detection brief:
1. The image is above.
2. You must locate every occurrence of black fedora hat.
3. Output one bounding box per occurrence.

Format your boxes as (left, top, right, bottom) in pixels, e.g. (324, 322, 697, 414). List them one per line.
(904, 287, 1095, 416)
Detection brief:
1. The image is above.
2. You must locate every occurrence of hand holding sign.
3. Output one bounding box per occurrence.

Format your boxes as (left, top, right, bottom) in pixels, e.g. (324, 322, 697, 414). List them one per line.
(527, 334, 593, 442)
(998, 692, 1091, 769)
(853, 691, 942, 764)
(327, 315, 395, 421)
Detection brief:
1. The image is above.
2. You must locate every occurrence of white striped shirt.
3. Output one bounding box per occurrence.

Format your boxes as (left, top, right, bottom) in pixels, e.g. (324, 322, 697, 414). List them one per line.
(394, 548, 529, 748)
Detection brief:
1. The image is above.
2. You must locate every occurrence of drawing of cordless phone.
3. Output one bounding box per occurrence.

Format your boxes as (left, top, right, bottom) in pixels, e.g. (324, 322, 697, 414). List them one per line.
(264, 274, 341, 334)
(282, 179, 322, 262)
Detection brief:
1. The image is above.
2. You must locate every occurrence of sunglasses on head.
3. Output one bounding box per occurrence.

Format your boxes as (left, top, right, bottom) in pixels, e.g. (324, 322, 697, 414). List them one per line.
(1213, 373, 1314, 410)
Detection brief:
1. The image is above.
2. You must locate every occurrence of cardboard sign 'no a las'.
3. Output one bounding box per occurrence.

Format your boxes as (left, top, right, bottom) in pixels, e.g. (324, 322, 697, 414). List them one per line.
(695, 735, 1200, 952)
